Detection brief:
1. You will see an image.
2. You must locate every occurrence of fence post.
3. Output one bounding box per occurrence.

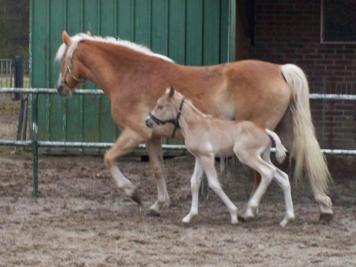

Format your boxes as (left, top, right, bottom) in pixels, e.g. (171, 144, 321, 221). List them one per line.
(15, 55, 28, 148)
(31, 93, 39, 197)
(14, 55, 24, 99)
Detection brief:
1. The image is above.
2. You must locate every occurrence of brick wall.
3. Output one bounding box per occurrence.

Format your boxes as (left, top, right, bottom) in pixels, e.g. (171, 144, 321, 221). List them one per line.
(0, 0, 29, 69)
(250, 0, 356, 149)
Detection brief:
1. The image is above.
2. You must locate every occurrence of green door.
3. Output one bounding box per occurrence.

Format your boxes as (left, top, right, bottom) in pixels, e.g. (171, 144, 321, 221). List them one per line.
(30, 0, 236, 144)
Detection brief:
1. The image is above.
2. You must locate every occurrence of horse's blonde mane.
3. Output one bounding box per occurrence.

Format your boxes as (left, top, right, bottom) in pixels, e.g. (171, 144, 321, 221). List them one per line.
(55, 33, 174, 63)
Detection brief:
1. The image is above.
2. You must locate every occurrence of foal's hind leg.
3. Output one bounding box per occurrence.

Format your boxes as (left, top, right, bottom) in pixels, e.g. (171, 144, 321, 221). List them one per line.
(263, 152, 295, 226)
(199, 155, 238, 224)
(182, 159, 204, 223)
(274, 169, 295, 226)
(235, 149, 275, 220)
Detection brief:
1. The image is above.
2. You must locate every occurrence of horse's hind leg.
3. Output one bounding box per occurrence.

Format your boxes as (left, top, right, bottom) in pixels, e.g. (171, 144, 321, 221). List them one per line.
(262, 151, 295, 226)
(199, 155, 238, 224)
(146, 137, 171, 216)
(104, 128, 146, 205)
(182, 159, 204, 223)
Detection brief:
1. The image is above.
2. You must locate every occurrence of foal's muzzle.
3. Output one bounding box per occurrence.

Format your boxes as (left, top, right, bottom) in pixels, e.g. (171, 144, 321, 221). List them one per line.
(145, 117, 155, 128)
(145, 113, 166, 128)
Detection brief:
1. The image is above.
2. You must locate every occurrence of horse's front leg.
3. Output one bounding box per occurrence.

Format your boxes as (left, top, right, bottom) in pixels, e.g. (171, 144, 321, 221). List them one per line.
(104, 128, 146, 204)
(145, 137, 171, 216)
(182, 159, 204, 224)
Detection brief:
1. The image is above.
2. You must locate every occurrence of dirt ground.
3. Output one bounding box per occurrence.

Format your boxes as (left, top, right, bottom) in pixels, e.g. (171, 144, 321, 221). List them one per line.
(0, 95, 20, 139)
(0, 100, 355, 266)
(0, 151, 355, 267)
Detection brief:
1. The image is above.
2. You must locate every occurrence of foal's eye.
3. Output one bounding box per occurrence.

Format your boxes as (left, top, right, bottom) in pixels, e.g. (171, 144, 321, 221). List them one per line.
(158, 105, 163, 110)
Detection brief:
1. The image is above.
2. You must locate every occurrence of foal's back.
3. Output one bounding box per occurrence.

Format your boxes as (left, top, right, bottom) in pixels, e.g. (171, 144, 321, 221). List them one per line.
(189, 117, 270, 156)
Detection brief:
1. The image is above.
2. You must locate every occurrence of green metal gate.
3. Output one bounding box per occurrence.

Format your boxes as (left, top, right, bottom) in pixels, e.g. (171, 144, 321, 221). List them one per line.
(30, 0, 236, 144)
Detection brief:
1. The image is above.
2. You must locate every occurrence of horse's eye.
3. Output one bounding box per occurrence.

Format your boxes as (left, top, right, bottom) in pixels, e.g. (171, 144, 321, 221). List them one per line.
(158, 105, 163, 110)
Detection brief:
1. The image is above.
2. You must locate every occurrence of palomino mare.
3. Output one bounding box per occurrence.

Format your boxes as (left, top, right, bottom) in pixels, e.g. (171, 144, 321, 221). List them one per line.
(146, 88, 294, 227)
(55, 31, 333, 220)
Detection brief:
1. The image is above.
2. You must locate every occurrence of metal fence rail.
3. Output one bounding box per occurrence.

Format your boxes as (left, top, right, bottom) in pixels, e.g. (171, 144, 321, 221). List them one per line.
(0, 87, 355, 197)
(310, 93, 356, 100)
(0, 88, 104, 95)
(3, 88, 356, 99)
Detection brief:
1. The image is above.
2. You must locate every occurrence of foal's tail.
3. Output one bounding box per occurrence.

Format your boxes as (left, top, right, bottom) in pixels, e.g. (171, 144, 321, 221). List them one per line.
(280, 64, 332, 194)
(265, 129, 287, 164)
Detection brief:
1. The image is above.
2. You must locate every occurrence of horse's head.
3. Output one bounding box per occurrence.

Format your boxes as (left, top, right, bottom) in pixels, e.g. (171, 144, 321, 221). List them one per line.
(145, 87, 184, 129)
(56, 31, 86, 96)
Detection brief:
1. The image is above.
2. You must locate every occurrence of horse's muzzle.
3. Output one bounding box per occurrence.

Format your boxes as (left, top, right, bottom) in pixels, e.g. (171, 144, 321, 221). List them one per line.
(57, 85, 72, 96)
(145, 117, 154, 128)
(57, 85, 65, 96)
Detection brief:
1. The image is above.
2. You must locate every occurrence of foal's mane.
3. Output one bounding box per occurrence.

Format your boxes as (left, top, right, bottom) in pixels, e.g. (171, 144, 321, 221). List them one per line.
(175, 92, 209, 118)
(55, 33, 174, 63)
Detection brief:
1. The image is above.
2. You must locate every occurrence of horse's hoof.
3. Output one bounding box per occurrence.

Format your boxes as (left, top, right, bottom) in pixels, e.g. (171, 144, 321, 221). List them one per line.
(319, 212, 333, 223)
(130, 189, 142, 206)
(146, 209, 161, 217)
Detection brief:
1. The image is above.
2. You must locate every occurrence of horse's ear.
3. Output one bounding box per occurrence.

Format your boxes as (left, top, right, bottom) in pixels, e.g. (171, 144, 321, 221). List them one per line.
(62, 31, 72, 46)
(168, 87, 175, 98)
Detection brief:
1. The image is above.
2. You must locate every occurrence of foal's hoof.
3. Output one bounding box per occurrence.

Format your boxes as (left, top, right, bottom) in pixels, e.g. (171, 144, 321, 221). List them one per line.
(231, 219, 239, 225)
(146, 209, 161, 217)
(319, 212, 333, 223)
(238, 214, 246, 223)
(280, 216, 294, 227)
(242, 208, 257, 222)
(242, 216, 255, 222)
(130, 189, 142, 206)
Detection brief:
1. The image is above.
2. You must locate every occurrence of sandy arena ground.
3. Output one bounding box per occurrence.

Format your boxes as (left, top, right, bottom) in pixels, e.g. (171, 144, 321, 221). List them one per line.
(0, 152, 355, 267)
(0, 99, 355, 266)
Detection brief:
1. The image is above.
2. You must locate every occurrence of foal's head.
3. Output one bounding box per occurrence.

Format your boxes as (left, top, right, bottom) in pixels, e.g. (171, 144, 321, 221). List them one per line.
(55, 31, 87, 96)
(145, 87, 183, 128)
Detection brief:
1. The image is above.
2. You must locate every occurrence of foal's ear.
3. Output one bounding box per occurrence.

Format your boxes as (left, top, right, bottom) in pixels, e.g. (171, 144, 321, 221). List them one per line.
(62, 31, 72, 46)
(168, 87, 175, 98)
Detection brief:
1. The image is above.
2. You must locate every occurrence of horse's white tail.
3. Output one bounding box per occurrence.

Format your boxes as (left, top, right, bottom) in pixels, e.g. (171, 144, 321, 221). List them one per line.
(280, 64, 332, 194)
(265, 129, 287, 164)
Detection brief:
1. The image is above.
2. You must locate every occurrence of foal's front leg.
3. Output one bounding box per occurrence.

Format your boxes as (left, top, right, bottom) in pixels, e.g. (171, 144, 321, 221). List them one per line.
(146, 137, 171, 216)
(182, 159, 204, 223)
(200, 155, 238, 224)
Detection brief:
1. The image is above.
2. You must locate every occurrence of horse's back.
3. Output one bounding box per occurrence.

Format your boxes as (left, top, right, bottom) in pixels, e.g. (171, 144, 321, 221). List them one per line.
(222, 60, 291, 129)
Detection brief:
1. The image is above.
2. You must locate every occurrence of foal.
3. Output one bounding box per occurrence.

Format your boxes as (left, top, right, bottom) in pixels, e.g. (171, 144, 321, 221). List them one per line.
(145, 87, 295, 226)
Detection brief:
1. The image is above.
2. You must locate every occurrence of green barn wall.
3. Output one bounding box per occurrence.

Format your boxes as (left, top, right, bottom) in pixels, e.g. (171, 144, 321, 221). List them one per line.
(30, 0, 236, 144)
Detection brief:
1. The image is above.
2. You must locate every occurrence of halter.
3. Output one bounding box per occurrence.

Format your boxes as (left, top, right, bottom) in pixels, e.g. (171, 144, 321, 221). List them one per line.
(64, 64, 86, 83)
(148, 97, 185, 138)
